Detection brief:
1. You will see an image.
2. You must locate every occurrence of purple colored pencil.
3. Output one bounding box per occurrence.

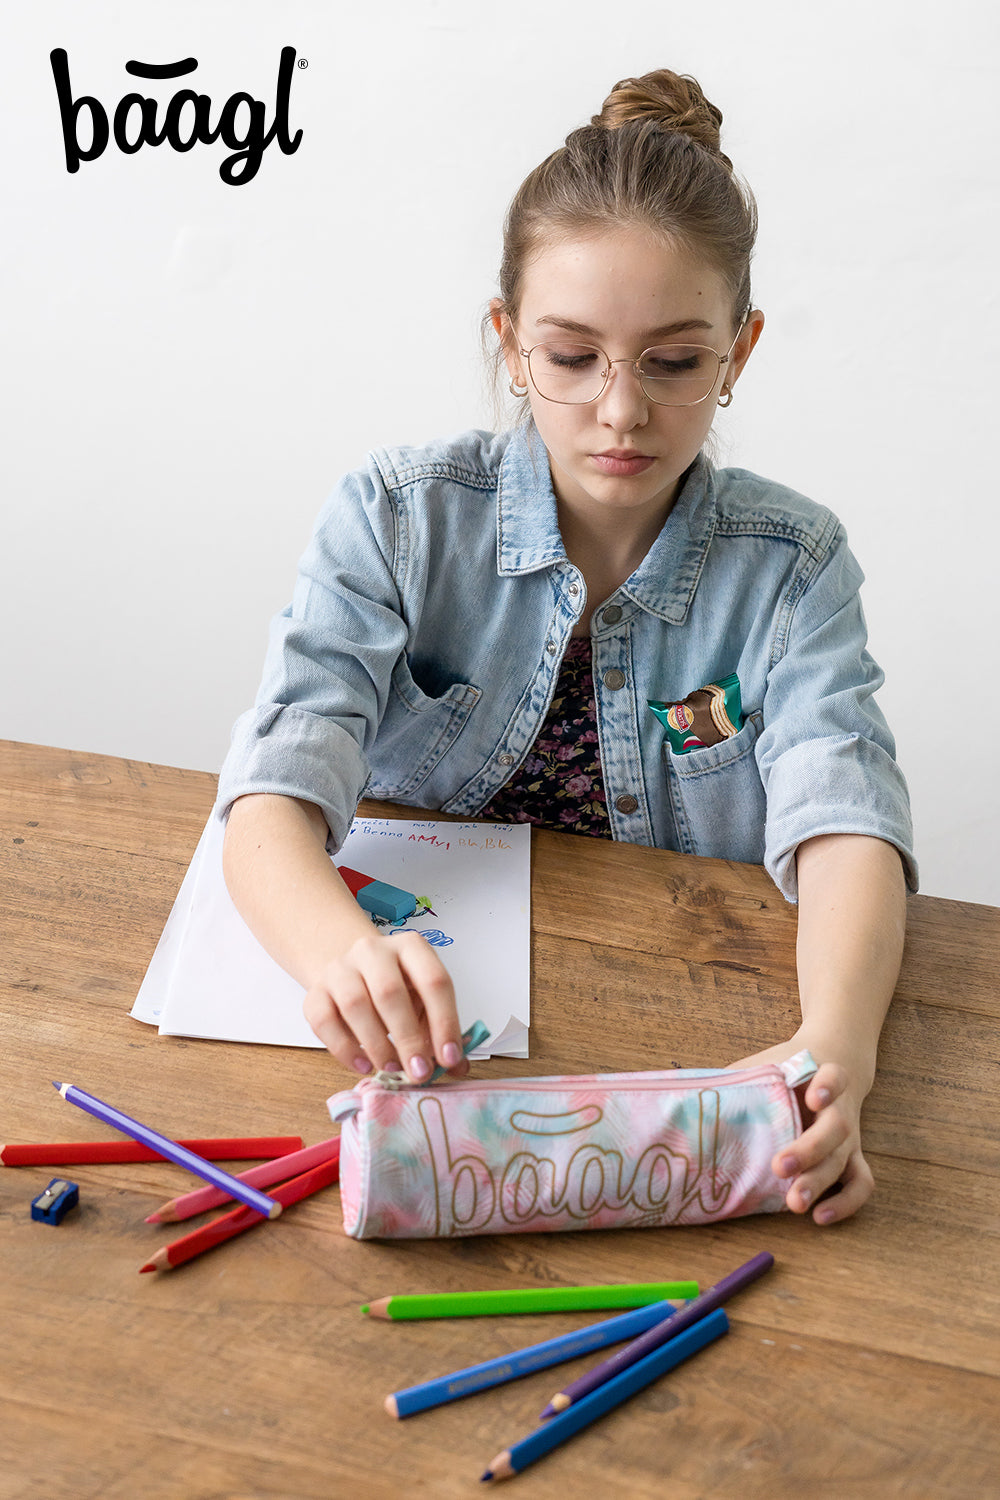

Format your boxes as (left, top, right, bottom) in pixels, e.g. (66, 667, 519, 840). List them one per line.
(539, 1250, 774, 1419)
(52, 1083, 282, 1220)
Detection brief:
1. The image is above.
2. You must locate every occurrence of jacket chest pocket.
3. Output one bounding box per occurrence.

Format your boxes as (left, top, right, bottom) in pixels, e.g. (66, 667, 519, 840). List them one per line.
(366, 657, 482, 800)
(663, 711, 766, 864)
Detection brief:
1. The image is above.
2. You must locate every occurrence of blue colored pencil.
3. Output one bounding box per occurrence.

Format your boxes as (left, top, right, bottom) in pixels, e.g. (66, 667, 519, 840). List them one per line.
(385, 1298, 683, 1418)
(480, 1308, 729, 1483)
(52, 1083, 281, 1219)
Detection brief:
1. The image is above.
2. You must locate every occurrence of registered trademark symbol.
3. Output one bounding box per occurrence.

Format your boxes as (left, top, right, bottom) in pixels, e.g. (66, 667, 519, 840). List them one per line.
(298, 58, 308, 69)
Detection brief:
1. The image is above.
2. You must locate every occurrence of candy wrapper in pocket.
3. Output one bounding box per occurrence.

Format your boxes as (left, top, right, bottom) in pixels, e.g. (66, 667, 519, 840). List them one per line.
(327, 1050, 816, 1239)
(649, 673, 744, 754)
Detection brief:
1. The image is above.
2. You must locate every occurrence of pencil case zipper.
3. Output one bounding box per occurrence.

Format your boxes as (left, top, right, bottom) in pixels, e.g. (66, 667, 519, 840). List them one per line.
(327, 1052, 816, 1124)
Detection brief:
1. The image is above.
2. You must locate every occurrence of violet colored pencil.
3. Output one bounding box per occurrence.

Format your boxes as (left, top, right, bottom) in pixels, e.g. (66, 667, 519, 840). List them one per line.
(539, 1251, 774, 1418)
(52, 1083, 281, 1219)
(140, 1155, 340, 1272)
(147, 1137, 341, 1222)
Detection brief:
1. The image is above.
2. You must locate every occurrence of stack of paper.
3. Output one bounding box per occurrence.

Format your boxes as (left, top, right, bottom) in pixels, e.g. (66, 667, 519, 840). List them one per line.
(131, 813, 531, 1057)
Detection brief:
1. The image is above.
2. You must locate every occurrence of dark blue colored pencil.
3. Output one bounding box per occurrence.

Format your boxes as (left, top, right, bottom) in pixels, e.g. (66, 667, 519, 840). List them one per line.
(481, 1308, 729, 1482)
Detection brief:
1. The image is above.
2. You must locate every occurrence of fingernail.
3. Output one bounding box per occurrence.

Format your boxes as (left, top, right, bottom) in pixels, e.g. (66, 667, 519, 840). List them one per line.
(352, 1055, 372, 1074)
(815, 1207, 834, 1224)
(442, 1042, 461, 1068)
(408, 1055, 430, 1081)
(816, 1087, 832, 1107)
(798, 1187, 812, 1208)
(779, 1154, 800, 1177)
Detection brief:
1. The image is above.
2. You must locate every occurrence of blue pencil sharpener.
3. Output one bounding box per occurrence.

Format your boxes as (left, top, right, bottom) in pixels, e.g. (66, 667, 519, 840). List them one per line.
(31, 1178, 80, 1225)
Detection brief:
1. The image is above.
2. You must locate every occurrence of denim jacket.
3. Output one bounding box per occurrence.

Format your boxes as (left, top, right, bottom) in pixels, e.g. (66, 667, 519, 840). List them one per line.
(217, 424, 917, 902)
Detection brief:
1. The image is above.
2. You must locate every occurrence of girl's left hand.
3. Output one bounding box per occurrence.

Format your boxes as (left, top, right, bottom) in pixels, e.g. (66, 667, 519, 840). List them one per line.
(772, 1062, 873, 1224)
(727, 1045, 874, 1224)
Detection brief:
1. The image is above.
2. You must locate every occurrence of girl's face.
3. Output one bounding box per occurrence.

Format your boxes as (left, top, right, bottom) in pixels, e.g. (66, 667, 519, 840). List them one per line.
(496, 228, 763, 531)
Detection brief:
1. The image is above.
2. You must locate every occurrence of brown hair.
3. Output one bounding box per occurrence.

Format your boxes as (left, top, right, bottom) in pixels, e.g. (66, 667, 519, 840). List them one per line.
(485, 69, 758, 408)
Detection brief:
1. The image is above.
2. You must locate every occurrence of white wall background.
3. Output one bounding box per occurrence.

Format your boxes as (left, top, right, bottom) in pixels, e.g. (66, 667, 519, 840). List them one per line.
(2, 0, 998, 905)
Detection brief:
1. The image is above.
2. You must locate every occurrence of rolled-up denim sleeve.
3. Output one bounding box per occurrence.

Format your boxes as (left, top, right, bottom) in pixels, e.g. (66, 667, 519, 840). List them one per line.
(755, 522, 918, 902)
(215, 460, 407, 852)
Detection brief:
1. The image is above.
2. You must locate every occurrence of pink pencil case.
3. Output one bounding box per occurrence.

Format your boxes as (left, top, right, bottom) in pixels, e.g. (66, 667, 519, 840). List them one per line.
(326, 1050, 816, 1239)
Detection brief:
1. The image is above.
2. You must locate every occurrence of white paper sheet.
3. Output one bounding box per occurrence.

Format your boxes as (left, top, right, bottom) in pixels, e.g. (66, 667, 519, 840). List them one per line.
(131, 812, 531, 1056)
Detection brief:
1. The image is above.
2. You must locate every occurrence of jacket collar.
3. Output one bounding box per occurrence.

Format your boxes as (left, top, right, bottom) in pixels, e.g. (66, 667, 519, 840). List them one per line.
(496, 422, 717, 625)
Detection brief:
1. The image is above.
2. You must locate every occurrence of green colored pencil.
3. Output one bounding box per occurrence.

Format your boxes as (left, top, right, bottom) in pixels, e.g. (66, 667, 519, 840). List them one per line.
(361, 1281, 699, 1320)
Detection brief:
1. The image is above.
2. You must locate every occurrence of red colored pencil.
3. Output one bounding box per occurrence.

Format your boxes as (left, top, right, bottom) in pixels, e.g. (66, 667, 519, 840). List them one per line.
(146, 1138, 341, 1222)
(139, 1155, 340, 1273)
(1, 1136, 303, 1167)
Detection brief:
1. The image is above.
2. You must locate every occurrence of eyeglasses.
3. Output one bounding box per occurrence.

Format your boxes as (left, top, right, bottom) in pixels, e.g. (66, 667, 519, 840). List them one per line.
(515, 320, 747, 407)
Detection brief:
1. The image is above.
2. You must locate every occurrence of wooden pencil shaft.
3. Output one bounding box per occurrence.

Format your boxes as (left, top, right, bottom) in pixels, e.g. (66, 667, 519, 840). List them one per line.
(370, 1281, 698, 1319)
(145, 1155, 340, 1272)
(151, 1138, 340, 1221)
(1, 1137, 303, 1166)
(388, 1300, 678, 1418)
(54, 1083, 280, 1219)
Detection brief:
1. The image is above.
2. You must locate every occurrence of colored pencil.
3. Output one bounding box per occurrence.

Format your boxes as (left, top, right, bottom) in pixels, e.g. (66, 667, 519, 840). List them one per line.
(146, 1137, 341, 1222)
(52, 1083, 281, 1219)
(385, 1299, 681, 1418)
(140, 1154, 340, 1272)
(481, 1308, 729, 1482)
(1, 1136, 303, 1167)
(363, 1281, 699, 1320)
(540, 1251, 773, 1418)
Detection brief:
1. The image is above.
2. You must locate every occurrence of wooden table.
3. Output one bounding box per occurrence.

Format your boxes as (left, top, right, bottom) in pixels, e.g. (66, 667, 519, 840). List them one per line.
(2, 740, 998, 1500)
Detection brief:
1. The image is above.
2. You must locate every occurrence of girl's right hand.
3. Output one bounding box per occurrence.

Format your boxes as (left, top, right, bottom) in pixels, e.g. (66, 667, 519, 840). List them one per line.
(302, 928, 469, 1084)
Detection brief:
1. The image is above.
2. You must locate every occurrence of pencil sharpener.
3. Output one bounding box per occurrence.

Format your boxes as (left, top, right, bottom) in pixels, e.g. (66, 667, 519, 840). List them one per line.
(31, 1178, 80, 1225)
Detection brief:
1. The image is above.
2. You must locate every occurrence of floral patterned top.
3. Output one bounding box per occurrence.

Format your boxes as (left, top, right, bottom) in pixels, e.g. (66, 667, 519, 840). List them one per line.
(479, 638, 611, 837)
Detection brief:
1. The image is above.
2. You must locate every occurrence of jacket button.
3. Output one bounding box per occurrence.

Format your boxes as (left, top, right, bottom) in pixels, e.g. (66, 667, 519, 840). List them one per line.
(498, 753, 514, 766)
(603, 668, 626, 690)
(545, 641, 558, 655)
(568, 583, 580, 596)
(615, 794, 638, 814)
(601, 605, 623, 624)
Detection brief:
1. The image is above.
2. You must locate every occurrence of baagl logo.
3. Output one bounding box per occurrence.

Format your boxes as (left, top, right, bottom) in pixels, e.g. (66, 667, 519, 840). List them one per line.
(49, 46, 304, 185)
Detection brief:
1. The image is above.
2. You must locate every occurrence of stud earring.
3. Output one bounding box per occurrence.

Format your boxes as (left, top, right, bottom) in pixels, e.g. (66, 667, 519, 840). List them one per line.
(509, 379, 529, 398)
(717, 385, 733, 408)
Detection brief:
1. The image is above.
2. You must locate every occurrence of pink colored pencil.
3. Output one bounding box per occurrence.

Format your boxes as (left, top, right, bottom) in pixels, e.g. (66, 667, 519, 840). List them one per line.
(1, 1136, 303, 1167)
(140, 1155, 341, 1273)
(146, 1137, 341, 1222)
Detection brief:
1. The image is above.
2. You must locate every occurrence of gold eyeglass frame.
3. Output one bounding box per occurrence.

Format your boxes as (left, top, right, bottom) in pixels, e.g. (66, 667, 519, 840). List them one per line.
(515, 317, 748, 408)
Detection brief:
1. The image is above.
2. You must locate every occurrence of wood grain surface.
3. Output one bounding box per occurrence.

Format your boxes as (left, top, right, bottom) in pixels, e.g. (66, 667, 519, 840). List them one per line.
(2, 740, 998, 1500)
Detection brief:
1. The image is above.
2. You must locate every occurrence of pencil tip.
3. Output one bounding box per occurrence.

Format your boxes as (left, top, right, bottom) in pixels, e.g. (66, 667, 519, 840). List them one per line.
(480, 1472, 493, 1483)
(139, 1263, 155, 1274)
(360, 1303, 370, 1316)
(144, 1213, 161, 1224)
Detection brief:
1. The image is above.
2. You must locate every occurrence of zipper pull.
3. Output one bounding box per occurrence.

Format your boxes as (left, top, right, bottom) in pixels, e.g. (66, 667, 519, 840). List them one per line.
(326, 1068, 405, 1123)
(326, 1020, 491, 1120)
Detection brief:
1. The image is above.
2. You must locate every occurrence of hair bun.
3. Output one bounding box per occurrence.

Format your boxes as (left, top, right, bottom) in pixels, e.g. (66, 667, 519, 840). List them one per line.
(592, 69, 731, 169)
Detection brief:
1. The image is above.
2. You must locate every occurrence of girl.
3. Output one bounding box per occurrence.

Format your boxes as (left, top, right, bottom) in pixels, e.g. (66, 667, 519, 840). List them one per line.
(218, 69, 916, 1226)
